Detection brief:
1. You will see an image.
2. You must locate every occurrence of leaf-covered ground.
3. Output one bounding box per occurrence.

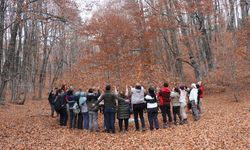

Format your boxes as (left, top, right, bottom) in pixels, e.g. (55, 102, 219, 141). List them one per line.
(0, 92, 249, 150)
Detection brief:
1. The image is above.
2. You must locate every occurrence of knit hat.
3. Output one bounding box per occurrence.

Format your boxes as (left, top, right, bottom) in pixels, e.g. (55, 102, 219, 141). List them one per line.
(191, 83, 196, 88)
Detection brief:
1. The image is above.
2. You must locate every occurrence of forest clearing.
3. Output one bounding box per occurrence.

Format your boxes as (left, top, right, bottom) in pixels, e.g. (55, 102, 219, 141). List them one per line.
(0, 89, 249, 149)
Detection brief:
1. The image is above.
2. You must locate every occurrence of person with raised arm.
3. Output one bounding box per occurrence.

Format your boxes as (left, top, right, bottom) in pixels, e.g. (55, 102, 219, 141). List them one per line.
(157, 82, 172, 128)
(145, 87, 159, 130)
(130, 83, 146, 131)
(96, 85, 127, 133)
(116, 86, 130, 132)
(86, 87, 101, 132)
(189, 83, 200, 121)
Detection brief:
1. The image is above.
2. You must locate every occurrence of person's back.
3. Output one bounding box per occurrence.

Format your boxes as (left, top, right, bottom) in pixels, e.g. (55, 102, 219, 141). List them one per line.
(197, 81, 204, 113)
(86, 88, 100, 132)
(157, 82, 172, 128)
(179, 89, 187, 104)
(101, 92, 117, 108)
(48, 90, 56, 105)
(145, 87, 159, 130)
(131, 86, 145, 105)
(189, 88, 198, 104)
(86, 93, 99, 112)
(77, 91, 87, 112)
(66, 90, 75, 109)
(171, 91, 180, 107)
(158, 87, 171, 106)
(130, 83, 146, 131)
(189, 83, 199, 121)
(170, 88, 182, 125)
(179, 86, 188, 124)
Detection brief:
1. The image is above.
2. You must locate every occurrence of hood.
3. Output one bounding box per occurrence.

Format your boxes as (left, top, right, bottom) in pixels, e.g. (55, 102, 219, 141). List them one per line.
(134, 87, 144, 93)
(87, 93, 95, 96)
(145, 95, 154, 100)
(161, 87, 170, 92)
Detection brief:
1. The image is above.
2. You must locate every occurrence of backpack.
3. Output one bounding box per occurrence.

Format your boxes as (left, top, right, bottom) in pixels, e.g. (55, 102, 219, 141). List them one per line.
(87, 97, 99, 112)
(73, 102, 80, 114)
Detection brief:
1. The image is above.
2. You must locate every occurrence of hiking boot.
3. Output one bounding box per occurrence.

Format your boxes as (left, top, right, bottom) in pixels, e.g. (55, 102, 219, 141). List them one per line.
(194, 116, 200, 121)
(168, 122, 172, 128)
(180, 121, 184, 125)
(174, 122, 177, 126)
(163, 123, 167, 129)
(142, 127, 146, 132)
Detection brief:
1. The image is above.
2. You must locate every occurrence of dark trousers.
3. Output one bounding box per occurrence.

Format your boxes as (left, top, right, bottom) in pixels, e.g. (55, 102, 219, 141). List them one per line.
(69, 109, 76, 129)
(118, 119, 129, 131)
(133, 103, 146, 130)
(104, 107, 116, 133)
(160, 104, 172, 123)
(77, 113, 83, 129)
(59, 108, 68, 126)
(147, 108, 159, 130)
(50, 103, 55, 117)
(173, 106, 182, 123)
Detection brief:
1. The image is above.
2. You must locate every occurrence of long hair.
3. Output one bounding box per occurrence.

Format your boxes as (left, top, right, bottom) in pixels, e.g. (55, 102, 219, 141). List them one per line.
(174, 87, 180, 95)
(148, 87, 156, 100)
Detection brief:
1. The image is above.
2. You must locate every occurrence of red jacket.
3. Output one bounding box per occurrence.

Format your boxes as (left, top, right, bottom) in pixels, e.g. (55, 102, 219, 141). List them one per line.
(199, 85, 204, 98)
(157, 87, 171, 106)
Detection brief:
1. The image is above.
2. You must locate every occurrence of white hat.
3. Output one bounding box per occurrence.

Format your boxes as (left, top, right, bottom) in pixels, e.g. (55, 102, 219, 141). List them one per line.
(191, 83, 196, 88)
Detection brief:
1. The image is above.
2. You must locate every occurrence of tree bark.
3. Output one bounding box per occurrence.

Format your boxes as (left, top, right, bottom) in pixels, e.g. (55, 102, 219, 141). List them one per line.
(0, 0, 5, 75)
(0, 0, 24, 103)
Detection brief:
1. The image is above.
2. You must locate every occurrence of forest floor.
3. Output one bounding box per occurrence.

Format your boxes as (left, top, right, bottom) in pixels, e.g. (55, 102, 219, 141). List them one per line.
(0, 90, 249, 150)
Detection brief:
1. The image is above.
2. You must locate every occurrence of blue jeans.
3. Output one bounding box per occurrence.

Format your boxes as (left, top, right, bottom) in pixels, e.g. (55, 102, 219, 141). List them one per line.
(104, 107, 116, 133)
(89, 111, 98, 131)
(147, 108, 159, 130)
(69, 109, 76, 129)
(82, 112, 89, 130)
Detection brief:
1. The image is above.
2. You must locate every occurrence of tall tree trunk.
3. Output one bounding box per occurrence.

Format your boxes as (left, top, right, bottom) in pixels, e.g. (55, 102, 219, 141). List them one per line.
(228, 0, 236, 31)
(178, 13, 203, 80)
(0, 0, 5, 76)
(0, 0, 24, 103)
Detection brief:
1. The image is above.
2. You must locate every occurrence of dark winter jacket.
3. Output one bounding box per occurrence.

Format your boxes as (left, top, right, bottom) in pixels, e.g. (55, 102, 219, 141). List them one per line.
(48, 91, 56, 105)
(117, 95, 130, 119)
(86, 92, 101, 112)
(66, 95, 74, 109)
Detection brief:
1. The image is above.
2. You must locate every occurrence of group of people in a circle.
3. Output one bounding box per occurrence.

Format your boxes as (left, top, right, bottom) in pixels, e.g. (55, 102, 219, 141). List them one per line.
(48, 81, 204, 133)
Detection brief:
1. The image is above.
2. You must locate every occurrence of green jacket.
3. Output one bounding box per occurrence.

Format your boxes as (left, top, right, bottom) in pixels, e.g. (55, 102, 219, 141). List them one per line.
(97, 91, 126, 108)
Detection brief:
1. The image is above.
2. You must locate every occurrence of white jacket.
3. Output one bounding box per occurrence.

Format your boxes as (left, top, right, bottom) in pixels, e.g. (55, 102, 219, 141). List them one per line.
(131, 87, 145, 104)
(189, 88, 198, 104)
